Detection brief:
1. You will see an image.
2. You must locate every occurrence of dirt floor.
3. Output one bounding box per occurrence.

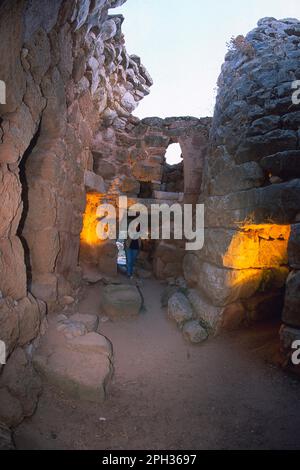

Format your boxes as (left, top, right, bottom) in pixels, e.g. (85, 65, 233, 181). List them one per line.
(14, 278, 300, 450)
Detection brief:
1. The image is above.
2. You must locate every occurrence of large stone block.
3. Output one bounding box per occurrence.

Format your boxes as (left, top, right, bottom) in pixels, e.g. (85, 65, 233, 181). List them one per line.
(119, 176, 140, 194)
(196, 226, 289, 269)
(144, 135, 169, 148)
(132, 161, 163, 183)
(209, 162, 264, 196)
(235, 130, 297, 164)
(187, 289, 246, 332)
(102, 284, 142, 319)
(205, 179, 300, 228)
(260, 150, 300, 179)
(84, 170, 106, 193)
(187, 260, 287, 307)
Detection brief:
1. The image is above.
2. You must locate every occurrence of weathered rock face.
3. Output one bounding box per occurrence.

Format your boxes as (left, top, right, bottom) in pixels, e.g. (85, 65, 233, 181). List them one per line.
(0, 0, 151, 427)
(182, 18, 300, 338)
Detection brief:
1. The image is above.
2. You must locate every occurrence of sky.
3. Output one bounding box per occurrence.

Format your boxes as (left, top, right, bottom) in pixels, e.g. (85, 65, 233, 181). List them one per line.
(113, 0, 300, 120)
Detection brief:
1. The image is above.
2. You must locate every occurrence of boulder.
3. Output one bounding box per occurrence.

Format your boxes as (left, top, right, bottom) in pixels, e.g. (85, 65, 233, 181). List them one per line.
(102, 284, 142, 318)
(187, 289, 246, 332)
(168, 292, 193, 326)
(33, 349, 112, 403)
(182, 321, 208, 344)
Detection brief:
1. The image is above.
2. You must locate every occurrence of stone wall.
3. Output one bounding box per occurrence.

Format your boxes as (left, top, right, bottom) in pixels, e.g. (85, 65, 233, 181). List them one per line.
(84, 116, 211, 278)
(183, 18, 300, 342)
(0, 0, 151, 426)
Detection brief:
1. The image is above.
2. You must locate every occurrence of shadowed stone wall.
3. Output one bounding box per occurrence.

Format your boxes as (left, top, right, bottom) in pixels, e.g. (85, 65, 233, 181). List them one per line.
(182, 18, 300, 351)
(0, 0, 151, 427)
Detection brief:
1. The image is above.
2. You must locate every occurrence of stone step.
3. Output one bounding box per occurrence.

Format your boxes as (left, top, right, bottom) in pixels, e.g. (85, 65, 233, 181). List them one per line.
(32, 315, 114, 403)
(33, 346, 113, 403)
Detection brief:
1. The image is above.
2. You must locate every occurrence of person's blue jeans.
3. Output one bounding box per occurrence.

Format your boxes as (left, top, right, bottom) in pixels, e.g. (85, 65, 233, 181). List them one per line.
(126, 249, 139, 277)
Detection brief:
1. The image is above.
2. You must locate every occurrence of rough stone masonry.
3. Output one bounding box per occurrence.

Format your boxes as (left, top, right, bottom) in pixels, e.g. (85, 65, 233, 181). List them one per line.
(1, 0, 300, 432)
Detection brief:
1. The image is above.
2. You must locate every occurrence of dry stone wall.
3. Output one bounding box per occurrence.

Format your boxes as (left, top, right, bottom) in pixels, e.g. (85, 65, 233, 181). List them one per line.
(0, 0, 151, 427)
(86, 116, 211, 278)
(183, 18, 300, 344)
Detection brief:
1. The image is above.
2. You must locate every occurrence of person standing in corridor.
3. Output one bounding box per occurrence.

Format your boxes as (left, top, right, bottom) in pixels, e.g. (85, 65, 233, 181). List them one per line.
(125, 235, 141, 279)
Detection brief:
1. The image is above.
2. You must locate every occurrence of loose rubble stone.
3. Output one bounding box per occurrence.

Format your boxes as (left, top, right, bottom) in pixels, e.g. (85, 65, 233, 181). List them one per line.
(168, 292, 193, 327)
(182, 321, 208, 344)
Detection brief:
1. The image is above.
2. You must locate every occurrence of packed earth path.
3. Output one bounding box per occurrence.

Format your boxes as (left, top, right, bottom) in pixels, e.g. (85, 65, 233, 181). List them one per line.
(15, 278, 300, 450)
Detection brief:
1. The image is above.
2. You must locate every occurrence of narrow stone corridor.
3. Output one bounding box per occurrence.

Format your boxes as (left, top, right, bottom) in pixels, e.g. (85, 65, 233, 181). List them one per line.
(14, 279, 300, 450)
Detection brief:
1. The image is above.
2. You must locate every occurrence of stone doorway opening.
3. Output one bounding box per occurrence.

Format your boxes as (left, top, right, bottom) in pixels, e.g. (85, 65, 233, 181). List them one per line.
(165, 143, 183, 166)
(161, 143, 184, 195)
